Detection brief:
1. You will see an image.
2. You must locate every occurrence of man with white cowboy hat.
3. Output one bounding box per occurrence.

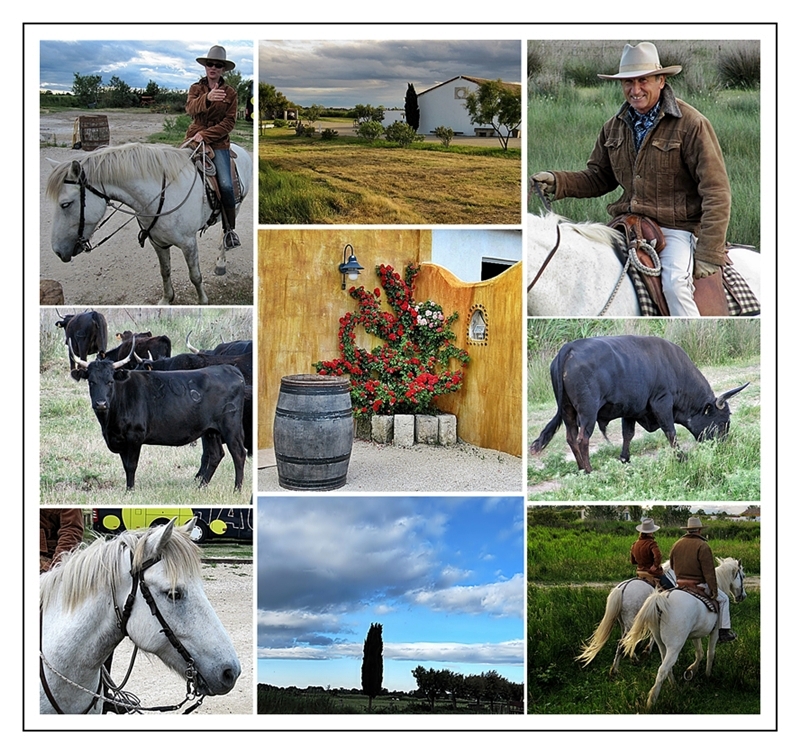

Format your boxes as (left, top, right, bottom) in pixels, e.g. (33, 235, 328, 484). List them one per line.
(532, 42, 732, 317)
(668, 516, 736, 642)
(185, 44, 241, 250)
(630, 517, 666, 587)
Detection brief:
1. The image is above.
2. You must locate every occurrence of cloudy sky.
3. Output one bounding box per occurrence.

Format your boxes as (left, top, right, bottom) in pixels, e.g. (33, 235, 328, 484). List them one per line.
(258, 39, 522, 109)
(39, 39, 254, 93)
(257, 496, 524, 692)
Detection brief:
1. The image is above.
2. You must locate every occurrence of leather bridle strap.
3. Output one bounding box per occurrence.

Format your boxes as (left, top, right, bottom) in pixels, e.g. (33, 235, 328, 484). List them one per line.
(527, 223, 562, 293)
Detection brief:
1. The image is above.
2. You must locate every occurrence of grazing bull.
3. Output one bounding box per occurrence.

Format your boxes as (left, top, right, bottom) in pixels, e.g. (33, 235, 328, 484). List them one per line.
(102, 331, 172, 366)
(55, 310, 107, 370)
(70, 340, 247, 491)
(186, 332, 252, 356)
(530, 335, 749, 473)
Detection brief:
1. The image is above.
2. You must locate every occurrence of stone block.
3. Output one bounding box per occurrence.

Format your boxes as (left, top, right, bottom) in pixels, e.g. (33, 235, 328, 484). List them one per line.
(415, 415, 439, 444)
(393, 414, 415, 447)
(355, 416, 371, 441)
(371, 415, 394, 444)
(438, 414, 457, 446)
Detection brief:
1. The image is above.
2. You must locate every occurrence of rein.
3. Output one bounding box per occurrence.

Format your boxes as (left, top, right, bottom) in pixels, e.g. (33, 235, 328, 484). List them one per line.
(40, 550, 207, 715)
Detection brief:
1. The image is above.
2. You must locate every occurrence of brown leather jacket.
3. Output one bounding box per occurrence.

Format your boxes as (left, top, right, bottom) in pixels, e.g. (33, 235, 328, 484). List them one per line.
(40, 508, 84, 571)
(185, 77, 238, 150)
(551, 84, 731, 267)
(630, 534, 663, 575)
(668, 532, 718, 596)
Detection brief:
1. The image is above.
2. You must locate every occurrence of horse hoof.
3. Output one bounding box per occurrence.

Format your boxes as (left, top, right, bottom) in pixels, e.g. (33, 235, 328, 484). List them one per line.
(214, 265, 227, 276)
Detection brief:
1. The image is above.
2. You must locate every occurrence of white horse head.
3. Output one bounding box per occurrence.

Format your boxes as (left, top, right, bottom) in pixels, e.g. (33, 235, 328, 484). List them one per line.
(40, 518, 240, 713)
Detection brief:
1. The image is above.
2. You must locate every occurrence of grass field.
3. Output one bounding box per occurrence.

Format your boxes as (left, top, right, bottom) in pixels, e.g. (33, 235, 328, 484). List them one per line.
(526, 319, 761, 502)
(259, 125, 521, 224)
(38, 308, 252, 505)
(528, 512, 761, 714)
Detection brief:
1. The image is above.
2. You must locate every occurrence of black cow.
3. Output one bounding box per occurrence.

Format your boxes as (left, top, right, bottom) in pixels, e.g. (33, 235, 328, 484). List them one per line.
(70, 344, 247, 491)
(530, 335, 749, 473)
(136, 350, 253, 459)
(102, 331, 172, 366)
(186, 332, 252, 356)
(56, 311, 107, 370)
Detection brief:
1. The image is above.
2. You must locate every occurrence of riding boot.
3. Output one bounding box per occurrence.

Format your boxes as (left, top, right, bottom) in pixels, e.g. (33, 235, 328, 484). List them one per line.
(718, 628, 738, 643)
(222, 206, 240, 250)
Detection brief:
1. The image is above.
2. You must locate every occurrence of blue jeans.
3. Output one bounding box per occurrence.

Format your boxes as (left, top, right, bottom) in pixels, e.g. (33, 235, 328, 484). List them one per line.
(212, 148, 235, 209)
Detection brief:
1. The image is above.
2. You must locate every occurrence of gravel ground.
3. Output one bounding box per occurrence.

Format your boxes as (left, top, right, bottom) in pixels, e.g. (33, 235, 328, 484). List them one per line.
(257, 439, 524, 493)
(104, 560, 253, 715)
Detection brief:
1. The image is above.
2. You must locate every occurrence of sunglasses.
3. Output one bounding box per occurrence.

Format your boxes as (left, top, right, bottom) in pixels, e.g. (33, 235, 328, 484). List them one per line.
(205, 61, 226, 69)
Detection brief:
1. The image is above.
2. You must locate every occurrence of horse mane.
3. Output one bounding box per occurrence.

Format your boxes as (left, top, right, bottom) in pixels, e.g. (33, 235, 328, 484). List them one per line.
(46, 143, 192, 201)
(530, 212, 625, 252)
(714, 557, 741, 596)
(40, 524, 201, 614)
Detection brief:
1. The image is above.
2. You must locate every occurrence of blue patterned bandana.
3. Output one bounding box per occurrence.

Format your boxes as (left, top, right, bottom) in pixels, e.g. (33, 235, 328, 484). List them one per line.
(630, 100, 661, 151)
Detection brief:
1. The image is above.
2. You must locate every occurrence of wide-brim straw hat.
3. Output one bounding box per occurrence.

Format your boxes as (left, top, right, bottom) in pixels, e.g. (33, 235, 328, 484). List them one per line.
(682, 516, 705, 530)
(196, 45, 236, 72)
(598, 42, 682, 80)
(635, 518, 660, 534)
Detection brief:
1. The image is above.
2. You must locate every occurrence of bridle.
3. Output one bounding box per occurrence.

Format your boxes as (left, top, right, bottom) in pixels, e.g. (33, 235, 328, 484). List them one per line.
(40, 549, 207, 715)
(61, 154, 201, 255)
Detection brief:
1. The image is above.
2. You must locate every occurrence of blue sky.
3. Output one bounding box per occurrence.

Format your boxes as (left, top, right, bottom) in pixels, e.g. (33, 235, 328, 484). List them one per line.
(256, 496, 524, 693)
(39, 39, 254, 93)
(258, 40, 522, 109)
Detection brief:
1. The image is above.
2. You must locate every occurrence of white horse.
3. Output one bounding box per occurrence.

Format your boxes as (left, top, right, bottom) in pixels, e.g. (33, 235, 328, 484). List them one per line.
(620, 557, 746, 711)
(527, 212, 761, 316)
(40, 518, 240, 714)
(576, 577, 658, 675)
(46, 142, 252, 305)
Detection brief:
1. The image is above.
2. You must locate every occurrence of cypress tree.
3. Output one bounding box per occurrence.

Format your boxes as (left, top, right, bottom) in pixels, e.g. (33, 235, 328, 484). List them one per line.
(361, 622, 383, 710)
(404, 83, 420, 132)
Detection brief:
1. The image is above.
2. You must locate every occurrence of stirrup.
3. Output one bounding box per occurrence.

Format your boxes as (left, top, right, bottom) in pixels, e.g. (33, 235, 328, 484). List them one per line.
(223, 229, 241, 250)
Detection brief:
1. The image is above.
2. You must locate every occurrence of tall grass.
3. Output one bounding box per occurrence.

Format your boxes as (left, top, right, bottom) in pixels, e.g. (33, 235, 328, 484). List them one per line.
(526, 40, 761, 247)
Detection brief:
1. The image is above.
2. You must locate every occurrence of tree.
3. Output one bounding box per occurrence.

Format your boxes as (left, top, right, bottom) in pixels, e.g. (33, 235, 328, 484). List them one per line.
(353, 104, 384, 123)
(361, 623, 383, 711)
(259, 82, 291, 120)
(464, 79, 522, 151)
(404, 83, 420, 131)
(72, 72, 102, 107)
(412, 666, 446, 710)
(104, 75, 137, 108)
(384, 121, 424, 147)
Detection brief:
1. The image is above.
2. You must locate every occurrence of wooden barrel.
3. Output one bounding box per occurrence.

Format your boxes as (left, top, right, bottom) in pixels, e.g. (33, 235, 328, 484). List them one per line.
(74, 115, 109, 151)
(273, 374, 353, 491)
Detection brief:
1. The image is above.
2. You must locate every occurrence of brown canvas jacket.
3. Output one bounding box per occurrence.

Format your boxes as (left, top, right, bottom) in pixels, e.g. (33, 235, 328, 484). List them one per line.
(630, 535, 663, 574)
(668, 532, 718, 596)
(185, 77, 238, 150)
(40, 508, 84, 567)
(551, 84, 731, 266)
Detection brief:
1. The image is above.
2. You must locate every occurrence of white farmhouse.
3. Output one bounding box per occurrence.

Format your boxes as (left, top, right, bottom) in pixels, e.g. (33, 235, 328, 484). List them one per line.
(416, 75, 521, 136)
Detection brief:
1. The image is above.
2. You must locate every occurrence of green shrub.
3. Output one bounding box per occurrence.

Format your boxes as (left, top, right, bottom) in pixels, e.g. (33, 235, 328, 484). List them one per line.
(384, 121, 424, 147)
(433, 126, 454, 147)
(357, 120, 385, 141)
(718, 47, 761, 89)
(320, 128, 339, 140)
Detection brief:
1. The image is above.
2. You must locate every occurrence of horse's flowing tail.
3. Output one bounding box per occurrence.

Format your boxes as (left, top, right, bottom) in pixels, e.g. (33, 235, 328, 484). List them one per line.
(576, 585, 624, 666)
(621, 591, 662, 658)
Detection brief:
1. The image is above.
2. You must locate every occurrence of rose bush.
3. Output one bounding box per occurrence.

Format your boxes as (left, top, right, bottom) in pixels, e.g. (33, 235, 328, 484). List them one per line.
(314, 264, 469, 416)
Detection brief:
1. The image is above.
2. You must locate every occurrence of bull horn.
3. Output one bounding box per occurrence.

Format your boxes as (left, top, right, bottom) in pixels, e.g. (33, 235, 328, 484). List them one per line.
(68, 339, 89, 369)
(112, 335, 135, 370)
(715, 382, 749, 409)
(186, 331, 199, 354)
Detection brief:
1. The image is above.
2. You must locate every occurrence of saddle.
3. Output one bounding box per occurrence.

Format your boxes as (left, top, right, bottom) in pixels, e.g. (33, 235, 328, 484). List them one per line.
(674, 580, 719, 613)
(609, 213, 729, 317)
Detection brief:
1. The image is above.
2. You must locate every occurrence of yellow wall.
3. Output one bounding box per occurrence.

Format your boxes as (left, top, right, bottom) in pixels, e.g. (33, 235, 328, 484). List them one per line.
(257, 230, 522, 457)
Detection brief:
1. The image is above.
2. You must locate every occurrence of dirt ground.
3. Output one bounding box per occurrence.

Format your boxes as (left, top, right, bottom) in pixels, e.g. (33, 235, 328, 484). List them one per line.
(39, 110, 253, 306)
(106, 560, 254, 715)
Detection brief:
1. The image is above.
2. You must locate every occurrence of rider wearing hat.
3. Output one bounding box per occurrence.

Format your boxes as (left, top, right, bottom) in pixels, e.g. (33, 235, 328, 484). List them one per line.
(668, 516, 737, 642)
(532, 42, 731, 317)
(186, 45, 241, 250)
(630, 517, 665, 587)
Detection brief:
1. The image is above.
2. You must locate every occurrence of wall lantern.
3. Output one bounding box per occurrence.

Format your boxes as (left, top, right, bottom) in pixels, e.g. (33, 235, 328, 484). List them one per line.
(338, 244, 364, 289)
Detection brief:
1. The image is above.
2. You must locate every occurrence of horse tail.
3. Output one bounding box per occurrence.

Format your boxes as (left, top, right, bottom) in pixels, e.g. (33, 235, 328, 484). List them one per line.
(621, 591, 663, 658)
(530, 352, 566, 454)
(576, 585, 624, 666)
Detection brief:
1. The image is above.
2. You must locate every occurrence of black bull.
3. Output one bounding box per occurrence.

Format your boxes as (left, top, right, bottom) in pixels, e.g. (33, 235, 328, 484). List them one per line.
(530, 336, 749, 473)
(56, 310, 107, 370)
(70, 349, 247, 491)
